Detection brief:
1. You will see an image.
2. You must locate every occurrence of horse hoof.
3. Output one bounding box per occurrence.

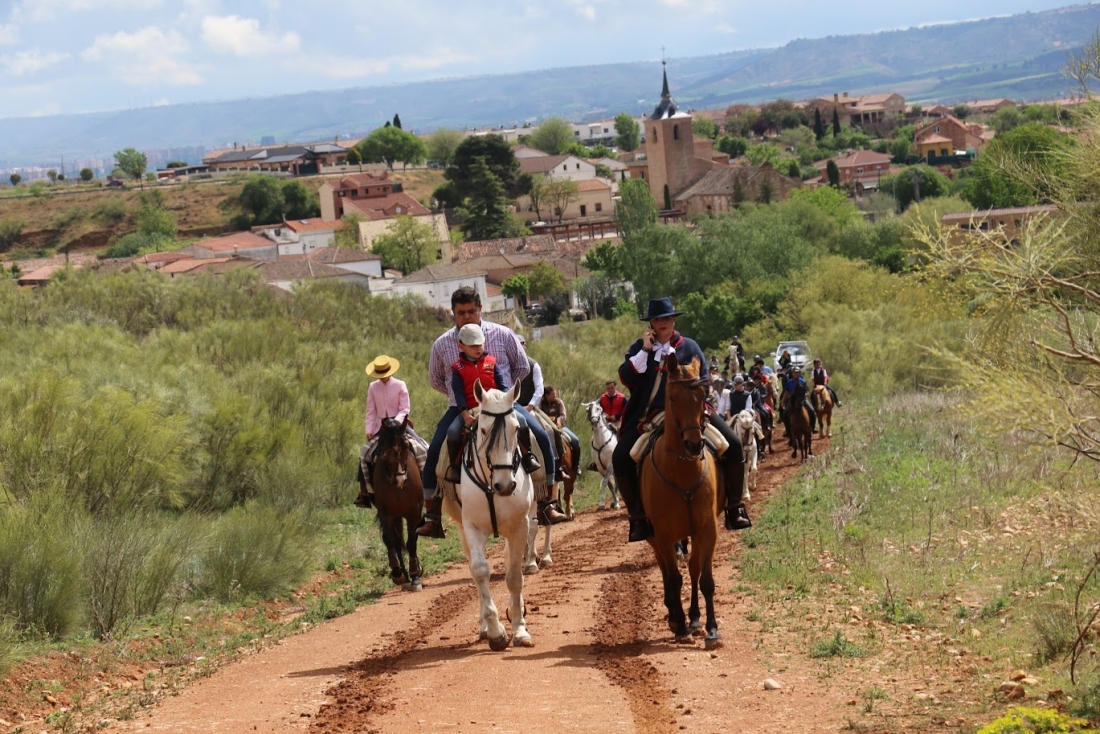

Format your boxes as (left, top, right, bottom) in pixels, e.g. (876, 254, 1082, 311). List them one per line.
(488, 634, 511, 652)
(478, 629, 489, 641)
(597, 503, 605, 511)
(524, 562, 539, 575)
(540, 557, 553, 569)
(513, 633, 534, 648)
(404, 580, 423, 593)
(611, 501, 621, 510)
(689, 619, 704, 632)
(704, 634, 723, 651)
(674, 634, 695, 645)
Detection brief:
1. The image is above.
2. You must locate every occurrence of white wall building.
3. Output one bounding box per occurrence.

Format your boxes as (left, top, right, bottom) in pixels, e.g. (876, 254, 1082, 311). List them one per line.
(392, 264, 488, 310)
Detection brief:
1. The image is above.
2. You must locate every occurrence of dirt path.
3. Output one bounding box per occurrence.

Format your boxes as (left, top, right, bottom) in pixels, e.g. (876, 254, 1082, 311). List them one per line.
(128, 444, 847, 734)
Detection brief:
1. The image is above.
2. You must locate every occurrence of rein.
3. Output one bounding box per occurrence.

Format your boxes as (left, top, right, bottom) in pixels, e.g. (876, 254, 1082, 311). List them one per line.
(461, 406, 521, 538)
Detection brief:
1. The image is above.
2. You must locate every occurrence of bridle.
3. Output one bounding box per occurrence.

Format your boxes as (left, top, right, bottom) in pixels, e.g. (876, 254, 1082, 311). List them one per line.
(379, 425, 410, 487)
(461, 405, 522, 538)
(666, 374, 709, 461)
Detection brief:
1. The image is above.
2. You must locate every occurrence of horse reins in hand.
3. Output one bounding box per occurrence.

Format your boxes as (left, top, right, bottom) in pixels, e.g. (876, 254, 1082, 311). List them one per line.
(462, 406, 522, 538)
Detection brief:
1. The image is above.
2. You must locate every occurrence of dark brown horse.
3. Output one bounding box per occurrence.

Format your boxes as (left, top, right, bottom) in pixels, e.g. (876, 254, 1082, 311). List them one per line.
(373, 417, 425, 590)
(786, 383, 814, 463)
(639, 354, 722, 649)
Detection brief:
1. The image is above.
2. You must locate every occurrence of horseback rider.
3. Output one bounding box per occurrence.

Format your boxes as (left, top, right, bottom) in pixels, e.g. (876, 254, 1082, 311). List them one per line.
(417, 287, 569, 539)
(354, 355, 429, 509)
(749, 373, 772, 460)
(728, 374, 753, 417)
(754, 355, 774, 378)
(782, 365, 817, 434)
(727, 337, 745, 374)
(611, 297, 751, 543)
(539, 385, 582, 480)
(598, 380, 627, 432)
(516, 335, 571, 483)
(811, 358, 842, 407)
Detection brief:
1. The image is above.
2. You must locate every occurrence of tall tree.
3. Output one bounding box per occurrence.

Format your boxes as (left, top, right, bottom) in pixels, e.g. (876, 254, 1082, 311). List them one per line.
(614, 112, 640, 152)
(426, 128, 464, 168)
(527, 117, 575, 156)
(832, 107, 841, 137)
(358, 126, 427, 171)
(8, 173, 20, 186)
(370, 215, 440, 274)
(615, 178, 658, 240)
(393, 113, 403, 129)
(446, 134, 529, 200)
(813, 107, 825, 141)
(80, 168, 94, 182)
(692, 117, 718, 140)
(458, 157, 522, 241)
(826, 160, 841, 188)
(544, 178, 581, 222)
(526, 261, 565, 299)
(114, 148, 148, 190)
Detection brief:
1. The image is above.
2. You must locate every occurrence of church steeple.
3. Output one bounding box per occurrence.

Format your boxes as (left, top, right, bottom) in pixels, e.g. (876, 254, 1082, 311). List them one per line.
(650, 60, 679, 120)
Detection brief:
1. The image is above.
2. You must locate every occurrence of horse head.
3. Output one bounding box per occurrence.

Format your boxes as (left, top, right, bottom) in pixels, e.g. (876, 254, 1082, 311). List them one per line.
(583, 400, 604, 428)
(472, 379, 523, 496)
(734, 409, 755, 448)
(378, 416, 410, 488)
(665, 353, 708, 459)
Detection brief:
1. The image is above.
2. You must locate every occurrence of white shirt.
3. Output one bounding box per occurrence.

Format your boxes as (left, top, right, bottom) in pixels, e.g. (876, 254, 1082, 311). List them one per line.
(629, 339, 675, 373)
(526, 360, 544, 408)
(716, 388, 731, 417)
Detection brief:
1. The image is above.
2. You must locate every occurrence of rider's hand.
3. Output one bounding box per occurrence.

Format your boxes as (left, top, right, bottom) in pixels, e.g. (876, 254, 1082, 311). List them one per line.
(642, 329, 656, 351)
(462, 410, 475, 426)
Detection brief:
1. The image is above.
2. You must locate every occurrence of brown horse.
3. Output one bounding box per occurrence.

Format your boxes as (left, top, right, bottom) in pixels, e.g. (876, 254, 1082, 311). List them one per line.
(640, 353, 722, 649)
(754, 406, 773, 455)
(786, 383, 814, 463)
(372, 417, 425, 590)
(812, 385, 833, 438)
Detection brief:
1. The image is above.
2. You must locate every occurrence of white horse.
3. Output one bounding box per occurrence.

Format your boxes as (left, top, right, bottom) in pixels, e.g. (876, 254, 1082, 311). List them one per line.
(442, 381, 534, 650)
(729, 409, 759, 501)
(583, 400, 620, 510)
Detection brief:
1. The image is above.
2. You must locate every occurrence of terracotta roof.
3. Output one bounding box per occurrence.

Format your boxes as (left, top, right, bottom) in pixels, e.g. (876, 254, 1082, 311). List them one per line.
(859, 92, 901, 105)
(195, 232, 273, 253)
(940, 205, 1059, 223)
(397, 264, 486, 284)
(283, 218, 341, 234)
(17, 265, 63, 283)
(160, 257, 233, 274)
(577, 179, 611, 192)
(453, 234, 558, 260)
(513, 146, 549, 158)
(342, 192, 430, 220)
(675, 166, 797, 201)
(132, 251, 192, 264)
(831, 150, 892, 168)
(259, 261, 355, 281)
(337, 171, 391, 189)
(303, 247, 381, 264)
(519, 155, 571, 174)
(919, 135, 953, 145)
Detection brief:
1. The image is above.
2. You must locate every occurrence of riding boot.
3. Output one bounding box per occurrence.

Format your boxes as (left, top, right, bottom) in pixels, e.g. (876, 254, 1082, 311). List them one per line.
(553, 433, 567, 481)
(517, 425, 542, 474)
(829, 386, 842, 407)
(721, 453, 752, 531)
(414, 496, 446, 538)
(538, 484, 571, 525)
(615, 469, 654, 542)
(353, 467, 374, 508)
(444, 432, 463, 484)
(804, 400, 817, 433)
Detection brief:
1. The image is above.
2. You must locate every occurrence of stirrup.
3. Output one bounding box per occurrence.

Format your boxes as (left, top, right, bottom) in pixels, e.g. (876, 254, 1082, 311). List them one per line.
(521, 453, 541, 473)
(415, 514, 446, 539)
(444, 463, 462, 484)
(538, 499, 570, 526)
(353, 492, 374, 509)
(627, 515, 654, 542)
(725, 503, 752, 531)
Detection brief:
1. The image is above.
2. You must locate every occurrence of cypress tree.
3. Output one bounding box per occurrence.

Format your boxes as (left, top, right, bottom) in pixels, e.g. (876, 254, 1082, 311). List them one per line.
(813, 107, 825, 141)
(788, 160, 800, 179)
(832, 107, 841, 136)
(393, 113, 402, 129)
(826, 160, 841, 188)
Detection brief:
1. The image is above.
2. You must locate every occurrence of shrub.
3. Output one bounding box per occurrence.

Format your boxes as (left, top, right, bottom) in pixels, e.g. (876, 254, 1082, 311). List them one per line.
(0, 615, 21, 674)
(976, 706, 1097, 733)
(93, 198, 128, 225)
(810, 629, 866, 658)
(0, 217, 24, 252)
(101, 233, 163, 259)
(198, 503, 316, 602)
(1033, 601, 1077, 664)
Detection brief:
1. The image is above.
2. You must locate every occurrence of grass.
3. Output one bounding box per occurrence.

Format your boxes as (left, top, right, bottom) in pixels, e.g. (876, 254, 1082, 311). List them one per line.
(810, 629, 866, 659)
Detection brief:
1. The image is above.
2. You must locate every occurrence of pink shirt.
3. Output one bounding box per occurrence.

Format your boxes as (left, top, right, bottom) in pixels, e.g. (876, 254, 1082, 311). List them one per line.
(365, 377, 411, 437)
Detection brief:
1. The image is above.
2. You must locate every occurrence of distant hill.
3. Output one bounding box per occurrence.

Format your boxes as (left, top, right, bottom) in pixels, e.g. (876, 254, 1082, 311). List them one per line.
(1, 3, 1097, 168)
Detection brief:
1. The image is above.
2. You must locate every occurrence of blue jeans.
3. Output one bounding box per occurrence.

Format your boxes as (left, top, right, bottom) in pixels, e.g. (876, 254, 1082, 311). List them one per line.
(514, 404, 555, 487)
(424, 406, 462, 500)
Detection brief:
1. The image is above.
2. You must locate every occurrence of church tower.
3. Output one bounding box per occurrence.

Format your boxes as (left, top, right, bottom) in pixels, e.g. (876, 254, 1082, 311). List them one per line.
(645, 62, 695, 209)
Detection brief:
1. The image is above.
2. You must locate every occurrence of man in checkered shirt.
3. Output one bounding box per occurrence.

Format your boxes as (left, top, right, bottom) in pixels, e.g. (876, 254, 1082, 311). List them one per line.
(415, 286, 570, 538)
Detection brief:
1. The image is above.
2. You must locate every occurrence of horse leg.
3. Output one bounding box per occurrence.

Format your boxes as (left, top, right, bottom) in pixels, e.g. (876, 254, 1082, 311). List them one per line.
(653, 542, 689, 641)
(608, 470, 621, 509)
(377, 511, 407, 586)
(596, 471, 606, 510)
(524, 507, 539, 575)
(687, 542, 703, 634)
(405, 516, 423, 591)
(540, 523, 553, 568)
(505, 525, 533, 648)
(464, 521, 508, 649)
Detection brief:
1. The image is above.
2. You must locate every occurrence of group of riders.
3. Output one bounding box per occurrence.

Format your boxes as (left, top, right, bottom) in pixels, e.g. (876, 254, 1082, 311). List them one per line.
(352, 288, 841, 545)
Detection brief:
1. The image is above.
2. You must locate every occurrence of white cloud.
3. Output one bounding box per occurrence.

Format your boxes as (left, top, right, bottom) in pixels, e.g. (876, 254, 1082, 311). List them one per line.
(14, 0, 162, 22)
(576, 5, 597, 20)
(82, 27, 202, 86)
(1, 50, 69, 75)
(0, 24, 19, 46)
(201, 15, 300, 57)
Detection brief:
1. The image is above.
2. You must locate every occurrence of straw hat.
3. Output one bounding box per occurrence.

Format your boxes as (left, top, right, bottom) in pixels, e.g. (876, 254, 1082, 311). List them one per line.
(365, 355, 400, 378)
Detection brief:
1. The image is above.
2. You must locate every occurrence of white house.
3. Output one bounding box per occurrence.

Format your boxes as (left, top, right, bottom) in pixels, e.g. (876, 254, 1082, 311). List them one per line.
(569, 120, 617, 146)
(255, 219, 339, 257)
(258, 261, 371, 292)
(519, 155, 597, 183)
(392, 264, 488, 309)
(293, 247, 383, 278)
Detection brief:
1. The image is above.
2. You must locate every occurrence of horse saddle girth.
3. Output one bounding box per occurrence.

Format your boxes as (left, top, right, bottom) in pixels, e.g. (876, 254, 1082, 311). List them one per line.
(629, 412, 729, 463)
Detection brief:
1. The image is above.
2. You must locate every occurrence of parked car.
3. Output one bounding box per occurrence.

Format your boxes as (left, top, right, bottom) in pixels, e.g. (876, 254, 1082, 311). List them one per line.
(106, 179, 125, 188)
(773, 341, 812, 372)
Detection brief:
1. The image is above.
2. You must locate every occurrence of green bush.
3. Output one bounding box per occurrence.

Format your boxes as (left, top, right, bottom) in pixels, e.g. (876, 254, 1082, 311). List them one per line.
(0, 614, 21, 674)
(93, 198, 128, 225)
(810, 629, 866, 658)
(976, 706, 1097, 733)
(101, 232, 166, 259)
(198, 503, 316, 602)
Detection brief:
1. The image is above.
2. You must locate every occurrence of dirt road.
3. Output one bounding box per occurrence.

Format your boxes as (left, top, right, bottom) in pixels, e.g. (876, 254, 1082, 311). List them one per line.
(129, 447, 846, 733)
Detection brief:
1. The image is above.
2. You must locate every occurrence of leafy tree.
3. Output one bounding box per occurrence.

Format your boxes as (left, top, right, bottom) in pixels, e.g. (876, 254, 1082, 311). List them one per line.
(724, 105, 759, 138)
(746, 144, 782, 167)
(787, 160, 801, 179)
(952, 104, 971, 120)
(280, 181, 320, 220)
(759, 99, 806, 131)
(528, 117, 575, 156)
(790, 185, 860, 227)
(528, 175, 550, 221)
(165, 161, 187, 168)
(716, 136, 748, 158)
(80, 168, 94, 182)
(614, 178, 657, 241)
(832, 107, 841, 136)
(614, 112, 640, 152)
(458, 157, 526, 241)
(501, 274, 531, 307)
(114, 148, 148, 190)
(47, 170, 58, 183)
(0, 218, 24, 252)
(676, 289, 762, 350)
(426, 128, 464, 168)
(757, 178, 775, 204)
(890, 138, 912, 164)
(990, 106, 1023, 135)
(594, 163, 614, 180)
(393, 113, 402, 129)
(961, 123, 1072, 210)
(910, 104, 923, 115)
(335, 214, 363, 249)
(446, 134, 529, 200)
(813, 107, 825, 141)
(692, 117, 718, 140)
(879, 165, 951, 210)
(136, 205, 177, 241)
(545, 178, 581, 222)
(826, 160, 841, 188)
(9, 173, 20, 186)
(581, 241, 622, 276)
(345, 147, 362, 169)
(431, 181, 461, 209)
(369, 215, 439, 274)
(527, 261, 566, 299)
(230, 176, 283, 226)
(357, 126, 427, 171)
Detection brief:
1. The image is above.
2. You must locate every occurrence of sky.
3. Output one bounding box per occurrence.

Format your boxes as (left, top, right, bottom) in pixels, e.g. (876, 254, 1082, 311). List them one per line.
(0, 0, 1081, 119)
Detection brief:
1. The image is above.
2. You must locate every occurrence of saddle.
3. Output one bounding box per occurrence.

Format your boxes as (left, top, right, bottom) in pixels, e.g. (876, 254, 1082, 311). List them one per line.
(435, 426, 549, 503)
(629, 412, 729, 463)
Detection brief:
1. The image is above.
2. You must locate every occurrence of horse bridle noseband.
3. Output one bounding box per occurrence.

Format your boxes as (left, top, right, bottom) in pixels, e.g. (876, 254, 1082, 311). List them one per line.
(461, 405, 522, 538)
(668, 375, 709, 461)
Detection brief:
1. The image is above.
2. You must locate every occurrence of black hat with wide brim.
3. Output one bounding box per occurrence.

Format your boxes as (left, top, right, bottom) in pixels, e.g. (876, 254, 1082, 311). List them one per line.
(639, 297, 683, 321)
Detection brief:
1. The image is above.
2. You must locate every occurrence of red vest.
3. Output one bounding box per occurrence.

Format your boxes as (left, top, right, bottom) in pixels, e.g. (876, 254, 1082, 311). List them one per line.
(600, 391, 626, 419)
(453, 354, 497, 408)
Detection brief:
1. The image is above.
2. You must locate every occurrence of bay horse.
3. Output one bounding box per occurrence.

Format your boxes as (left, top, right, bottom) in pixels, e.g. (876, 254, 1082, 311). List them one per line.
(729, 409, 758, 501)
(639, 353, 722, 649)
(812, 385, 834, 438)
(754, 406, 773, 456)
(786, 382, 814, 462)
(583, 400, 620, 510)
(442, 380, 534, 650)
(372, 417, 424, 591)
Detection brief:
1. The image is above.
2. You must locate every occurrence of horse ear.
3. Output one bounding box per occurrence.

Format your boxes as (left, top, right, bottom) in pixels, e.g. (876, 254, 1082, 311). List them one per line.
(666, 351, 680, 375)
(474, 379, 484, 403)
(508, 381, 521, 405)
(686, 357, 700, 378)
(401, 416, 408, 430)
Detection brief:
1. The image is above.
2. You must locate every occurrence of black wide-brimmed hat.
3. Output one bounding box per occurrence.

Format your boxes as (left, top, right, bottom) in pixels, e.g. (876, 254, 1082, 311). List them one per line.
(639, 297, 683, 321)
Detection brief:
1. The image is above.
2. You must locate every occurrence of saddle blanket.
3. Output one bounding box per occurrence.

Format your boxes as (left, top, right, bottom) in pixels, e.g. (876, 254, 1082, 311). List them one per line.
(630, 412, 729, 463)
(435, 410, 549, 503)
(360, 432, 428, 480)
